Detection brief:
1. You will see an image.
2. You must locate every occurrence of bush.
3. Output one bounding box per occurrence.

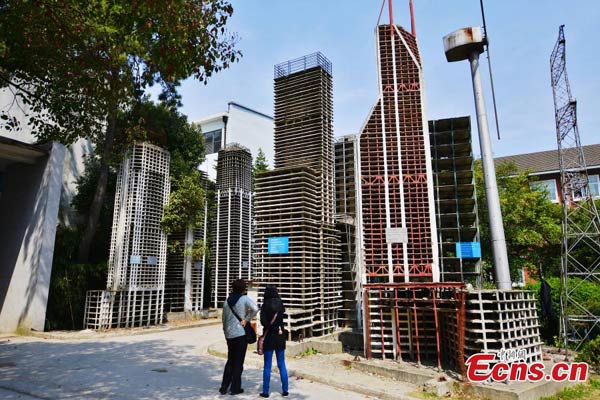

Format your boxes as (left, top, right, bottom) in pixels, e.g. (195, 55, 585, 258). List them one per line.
(576, 335, 600, 371)
(526, 277, 600, 345)
(45, 227, 107, 330)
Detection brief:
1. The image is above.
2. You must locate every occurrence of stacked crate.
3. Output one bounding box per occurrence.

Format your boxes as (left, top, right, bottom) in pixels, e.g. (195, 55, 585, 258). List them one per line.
(465, 290, 543, 364)
(429, 117, 481, 284)
(84, 142, 170, 329)
(212, 144, 253, 308)
(334, 135, 361, 330)
(255, 52, 342, 338)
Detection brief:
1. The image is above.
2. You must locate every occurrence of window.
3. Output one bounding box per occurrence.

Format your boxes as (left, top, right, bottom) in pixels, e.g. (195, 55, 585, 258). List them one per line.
(531, 179, 559, 203)
(589, 175, 600, 198)
(203, 129, 222, 154)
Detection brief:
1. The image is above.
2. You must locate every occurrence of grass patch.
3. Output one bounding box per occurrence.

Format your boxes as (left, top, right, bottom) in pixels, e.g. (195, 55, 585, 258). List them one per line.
(541, 377, 600, 400)
(296, 347, 319, 358)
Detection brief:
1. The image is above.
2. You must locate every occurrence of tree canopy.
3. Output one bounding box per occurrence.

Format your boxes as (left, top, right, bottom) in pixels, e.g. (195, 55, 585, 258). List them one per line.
(0, 0, 240, 142)
(252, 147, 270, 190)
(0, 0, 241, 261)
(475, 161, 563, 281)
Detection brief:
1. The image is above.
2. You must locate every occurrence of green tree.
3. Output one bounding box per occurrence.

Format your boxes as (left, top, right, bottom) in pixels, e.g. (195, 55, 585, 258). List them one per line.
(252, 148, 270, 190)
(475, 161, 563, 282)
(0, 0, 241, 262)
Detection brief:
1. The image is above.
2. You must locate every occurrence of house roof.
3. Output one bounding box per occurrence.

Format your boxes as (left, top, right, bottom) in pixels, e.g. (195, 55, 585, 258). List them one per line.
(494, 143, 600, 174)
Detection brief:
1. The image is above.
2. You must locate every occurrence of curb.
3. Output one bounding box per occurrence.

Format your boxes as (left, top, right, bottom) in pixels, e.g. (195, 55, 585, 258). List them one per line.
(26, 320, 222, 341)
(207, 344, 418, 400)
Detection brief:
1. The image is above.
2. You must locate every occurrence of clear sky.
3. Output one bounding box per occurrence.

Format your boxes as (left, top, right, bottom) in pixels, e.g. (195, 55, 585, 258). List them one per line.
(169, 0, 600, 158)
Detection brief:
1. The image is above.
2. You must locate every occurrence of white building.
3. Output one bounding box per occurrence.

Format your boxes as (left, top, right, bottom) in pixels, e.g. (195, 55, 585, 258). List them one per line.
(196, 102, 274, 181)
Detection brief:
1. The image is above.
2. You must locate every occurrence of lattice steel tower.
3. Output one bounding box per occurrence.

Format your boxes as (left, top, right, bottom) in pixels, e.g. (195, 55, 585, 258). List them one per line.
(550, 25, 600, 350)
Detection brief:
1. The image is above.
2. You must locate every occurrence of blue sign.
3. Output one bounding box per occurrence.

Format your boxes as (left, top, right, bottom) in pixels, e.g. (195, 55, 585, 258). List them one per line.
(268, 237, 289, 254)
(456, 242, 482, 259)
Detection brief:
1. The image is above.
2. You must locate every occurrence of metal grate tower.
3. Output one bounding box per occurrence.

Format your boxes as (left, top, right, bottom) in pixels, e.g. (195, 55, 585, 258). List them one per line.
(212, 143, 253, 308)
(550, 25, 600, 349)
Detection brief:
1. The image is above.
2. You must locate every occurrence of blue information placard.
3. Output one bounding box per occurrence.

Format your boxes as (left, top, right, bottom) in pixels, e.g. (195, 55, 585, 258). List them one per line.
(456, 242, 482, 258)
(268, 237, 289, 254)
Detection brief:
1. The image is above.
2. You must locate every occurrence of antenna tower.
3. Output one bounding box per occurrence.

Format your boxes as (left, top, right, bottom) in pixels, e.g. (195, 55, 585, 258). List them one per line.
(550, 25, 600, 351)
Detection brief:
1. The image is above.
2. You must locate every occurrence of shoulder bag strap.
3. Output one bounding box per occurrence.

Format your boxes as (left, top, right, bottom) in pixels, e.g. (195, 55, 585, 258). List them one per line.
(227, 297, 244, 322)
(263, 312, 278, 337)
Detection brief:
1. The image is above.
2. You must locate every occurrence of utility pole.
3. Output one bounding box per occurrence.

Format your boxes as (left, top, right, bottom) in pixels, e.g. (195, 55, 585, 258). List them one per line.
(443, 27, 512, 290)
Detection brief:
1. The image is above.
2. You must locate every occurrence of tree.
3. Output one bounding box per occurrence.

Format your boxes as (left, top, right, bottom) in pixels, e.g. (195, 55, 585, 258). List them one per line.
(475, 161, 563, 281)
(0, 0, 241, 262)
(252, 148, 270, 190)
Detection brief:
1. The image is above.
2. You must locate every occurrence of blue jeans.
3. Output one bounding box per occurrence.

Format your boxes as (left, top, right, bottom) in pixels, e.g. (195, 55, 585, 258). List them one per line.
(263, 349, 288, 394)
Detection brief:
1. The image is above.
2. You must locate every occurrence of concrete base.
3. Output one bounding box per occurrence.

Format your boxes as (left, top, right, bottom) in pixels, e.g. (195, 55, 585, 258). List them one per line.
(165, 309, 218, 322)
(351, 358, 578, 400)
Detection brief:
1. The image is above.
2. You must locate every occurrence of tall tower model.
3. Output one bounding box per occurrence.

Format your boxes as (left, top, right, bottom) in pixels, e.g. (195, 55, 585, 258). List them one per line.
(357, 24, 438, 285)
(84, 142, 171, 329)
(212, 143, 253, 308)
(255, 52, 341, 337)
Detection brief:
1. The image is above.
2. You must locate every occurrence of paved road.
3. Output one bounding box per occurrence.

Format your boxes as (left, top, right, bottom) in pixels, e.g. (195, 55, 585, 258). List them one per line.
(0, 325, 369, 399)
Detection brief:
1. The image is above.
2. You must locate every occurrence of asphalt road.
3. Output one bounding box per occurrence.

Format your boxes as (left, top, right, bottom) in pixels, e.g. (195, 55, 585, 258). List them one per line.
(0, 325, 369, 399)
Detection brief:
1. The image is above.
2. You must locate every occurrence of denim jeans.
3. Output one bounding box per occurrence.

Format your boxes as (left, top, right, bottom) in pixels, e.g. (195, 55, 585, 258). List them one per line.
(262, 349, 288, 394)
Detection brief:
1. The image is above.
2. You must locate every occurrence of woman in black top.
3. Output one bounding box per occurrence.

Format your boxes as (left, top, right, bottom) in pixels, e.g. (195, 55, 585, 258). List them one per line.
(259, 286, 288, 398)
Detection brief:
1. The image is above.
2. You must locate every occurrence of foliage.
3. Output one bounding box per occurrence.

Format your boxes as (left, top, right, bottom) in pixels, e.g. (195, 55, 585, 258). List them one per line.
(0, 0, 241, 142)
(252, 148, 270, 191)
(45, 227, 107, 331)
(475, 161, 563, 282)
(296, 347, 320, 358)
(162, 170, 206, 236)
(114, 99, 206, 181)
(576, 336, 600, 371)
(525, 277, 600, 343)
(70, 157, 118, 262)
(0, 0, 240, 261)
(540, 377, 600, 400)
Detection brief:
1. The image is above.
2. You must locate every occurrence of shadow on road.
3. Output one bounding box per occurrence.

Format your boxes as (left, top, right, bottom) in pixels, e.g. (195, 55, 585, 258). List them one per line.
(0, 337, 307, 400)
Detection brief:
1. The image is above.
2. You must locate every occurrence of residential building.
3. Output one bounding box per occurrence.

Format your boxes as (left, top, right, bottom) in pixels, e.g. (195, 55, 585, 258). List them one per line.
(495, 144, 600, 203)
(195, 102, 274, 181)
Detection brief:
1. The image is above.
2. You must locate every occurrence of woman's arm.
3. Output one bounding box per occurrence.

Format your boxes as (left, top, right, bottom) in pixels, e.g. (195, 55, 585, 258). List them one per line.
(245, 297, 259, 321)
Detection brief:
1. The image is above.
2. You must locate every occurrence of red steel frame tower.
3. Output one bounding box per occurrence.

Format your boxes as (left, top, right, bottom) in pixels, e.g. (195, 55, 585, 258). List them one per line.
(357, 23, 438, 286)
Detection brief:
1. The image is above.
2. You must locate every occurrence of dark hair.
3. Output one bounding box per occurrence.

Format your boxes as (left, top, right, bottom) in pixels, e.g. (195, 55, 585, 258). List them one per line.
(232, 279, 247, 294)
(263, 286, 279, 300)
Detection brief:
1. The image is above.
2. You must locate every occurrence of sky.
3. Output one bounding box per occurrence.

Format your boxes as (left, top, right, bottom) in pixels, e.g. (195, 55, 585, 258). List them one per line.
(168, 0, 600, 158)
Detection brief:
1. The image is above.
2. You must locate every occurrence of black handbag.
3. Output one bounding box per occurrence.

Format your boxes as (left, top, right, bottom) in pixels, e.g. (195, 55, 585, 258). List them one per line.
(227, 297, 257, 344)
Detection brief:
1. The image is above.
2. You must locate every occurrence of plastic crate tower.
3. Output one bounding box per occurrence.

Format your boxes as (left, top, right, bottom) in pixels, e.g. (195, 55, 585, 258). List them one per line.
(84, 142, 170, 329)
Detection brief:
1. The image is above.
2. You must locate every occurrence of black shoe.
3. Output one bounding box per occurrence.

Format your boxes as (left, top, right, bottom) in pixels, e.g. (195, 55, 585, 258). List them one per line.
(219, 388, 228, 395)
(259, 393, 269, 398)
(282, 392, 289, 397)
(230, 389, 244, 395)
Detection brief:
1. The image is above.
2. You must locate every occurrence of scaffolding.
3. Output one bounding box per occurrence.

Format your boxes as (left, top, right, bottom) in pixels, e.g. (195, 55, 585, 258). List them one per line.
(255, 52, 342, 338)
(550, 25, 600, 349)
(212, 144, 253, 308)
(429, 117, 482, 285)
(84, 142, 171, 329)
